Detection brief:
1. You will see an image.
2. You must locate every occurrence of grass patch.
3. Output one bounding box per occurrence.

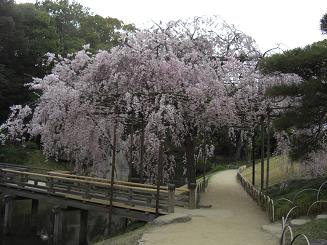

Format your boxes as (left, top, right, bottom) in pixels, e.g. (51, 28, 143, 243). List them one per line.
(242, 155, 301, 188)
(241, 155, 327, 220)
(269, 177, 327, 220)
(202, 165, 227, 177)
(291, 219, 327, 244)
(0, 143, 72, 171)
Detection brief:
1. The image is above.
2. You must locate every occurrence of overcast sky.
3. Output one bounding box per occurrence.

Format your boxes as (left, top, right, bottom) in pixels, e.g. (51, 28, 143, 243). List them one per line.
(16, 0, 327, 52)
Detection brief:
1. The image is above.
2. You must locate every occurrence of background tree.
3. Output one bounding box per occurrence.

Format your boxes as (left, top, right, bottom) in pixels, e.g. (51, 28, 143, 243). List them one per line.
(321, 13, 327, 34)
(0, 0, 134, 123)
(36, 0, 135, 54)
(36, 0, 89, 54)
(0, 0, 60, 123)
(79, 14, 134, 52)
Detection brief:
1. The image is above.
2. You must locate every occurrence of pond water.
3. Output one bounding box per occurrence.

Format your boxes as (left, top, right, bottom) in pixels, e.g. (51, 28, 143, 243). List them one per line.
(0, 199, 123, 245)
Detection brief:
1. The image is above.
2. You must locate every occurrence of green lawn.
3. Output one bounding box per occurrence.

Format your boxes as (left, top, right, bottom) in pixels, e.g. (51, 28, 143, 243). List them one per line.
(241, 155, 327, 220)
(242, 155, 301, 188)
(0, 143, 72, 217)
(0, 143, 72, 171)
(291, 219, 327, 245)
(241, 155, 327, 242)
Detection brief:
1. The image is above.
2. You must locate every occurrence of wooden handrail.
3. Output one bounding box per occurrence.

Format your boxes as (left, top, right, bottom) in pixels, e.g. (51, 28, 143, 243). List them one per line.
(1, 168, 170, 194)
(48, 171, 167, 189)
(47, 171, 189, 193)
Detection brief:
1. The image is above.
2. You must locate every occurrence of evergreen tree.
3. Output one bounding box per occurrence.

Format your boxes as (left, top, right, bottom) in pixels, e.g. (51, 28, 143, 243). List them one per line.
(261, 37, 327, 159)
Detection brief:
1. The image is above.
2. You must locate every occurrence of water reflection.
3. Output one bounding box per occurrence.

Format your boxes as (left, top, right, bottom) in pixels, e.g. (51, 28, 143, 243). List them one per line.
(0, 199, 112, 245)
(1, 234, 48, 245)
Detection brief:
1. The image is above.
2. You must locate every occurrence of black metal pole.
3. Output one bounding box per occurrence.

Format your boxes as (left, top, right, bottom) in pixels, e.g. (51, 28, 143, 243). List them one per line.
(260, 116, 265, 191)
(252, 133, 255, 186)
(266, 111, 271, 192)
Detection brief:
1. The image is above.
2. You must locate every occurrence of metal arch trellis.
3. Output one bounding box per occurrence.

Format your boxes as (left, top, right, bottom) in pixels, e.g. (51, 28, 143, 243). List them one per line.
(293, 189, 319, 204)
(281, 225, 294, 245)
(276, 198, 296, 207)
(290, 234, 311, 245)
(317, 180, 327, 201)
(280, 225, 311, 245)
(307, 200, 327, 216)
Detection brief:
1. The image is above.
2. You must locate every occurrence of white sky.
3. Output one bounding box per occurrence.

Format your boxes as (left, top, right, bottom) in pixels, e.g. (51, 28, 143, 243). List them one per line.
(16, 0, 327, 52)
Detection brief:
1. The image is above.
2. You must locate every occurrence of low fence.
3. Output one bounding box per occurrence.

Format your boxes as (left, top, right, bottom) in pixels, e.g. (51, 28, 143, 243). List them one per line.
(196, 176, 209, 207)
(237, 166, 275, 222)
(237, 166, 311, 245)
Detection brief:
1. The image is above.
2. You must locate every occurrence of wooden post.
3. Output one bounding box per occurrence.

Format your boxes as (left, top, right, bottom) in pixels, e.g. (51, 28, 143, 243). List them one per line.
(155, 141, 164, 215)
(252, 133, 255, 186)
(3, 195, 13, 235)
(31, 199, 39, 234)
(47, 176, 54, 193)
(167, 184, 175, 213)
(266, 111, 271, 192)
(52, 206, 63, 245)
(83, 183, 90, 199)
(260, 116, 265, 191)
(188, 182, 197, 209)
(79, 210, 88, 245)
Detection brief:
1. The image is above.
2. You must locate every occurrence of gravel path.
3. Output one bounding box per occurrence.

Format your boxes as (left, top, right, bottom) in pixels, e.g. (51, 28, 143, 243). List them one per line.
(140, 170, 278, 245)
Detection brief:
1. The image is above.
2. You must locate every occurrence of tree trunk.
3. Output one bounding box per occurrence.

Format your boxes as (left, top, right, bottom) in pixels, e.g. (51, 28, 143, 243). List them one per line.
(234, 131, 243, 161)
(128, 123, 134, 182)
(202, 141, 207, 184)
(185, 134, 196, 187)
(139, 118, 145, 182)
(155, 142, 164, 215)
(108, 116, 117, 235)
(252, 133, 255, 186)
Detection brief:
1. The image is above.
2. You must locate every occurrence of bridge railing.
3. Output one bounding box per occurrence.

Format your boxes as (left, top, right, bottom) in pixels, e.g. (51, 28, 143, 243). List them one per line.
(0, 168, 191, 214)
(47, 171, 193, 209)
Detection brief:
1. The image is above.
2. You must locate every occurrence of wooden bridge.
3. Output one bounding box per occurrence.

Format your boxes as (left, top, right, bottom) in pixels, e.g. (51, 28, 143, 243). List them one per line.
(0, 163, 206, 245)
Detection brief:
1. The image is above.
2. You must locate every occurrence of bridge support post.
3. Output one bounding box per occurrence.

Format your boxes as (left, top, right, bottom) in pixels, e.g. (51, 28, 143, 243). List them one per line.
(168, 184, 175, 213)
(188, 183, 197, 209)
(3, 195, 13, 235)
(52, 206, 63, 245)
(31, 199, 39, 234)
(79, 209, 88, 245)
